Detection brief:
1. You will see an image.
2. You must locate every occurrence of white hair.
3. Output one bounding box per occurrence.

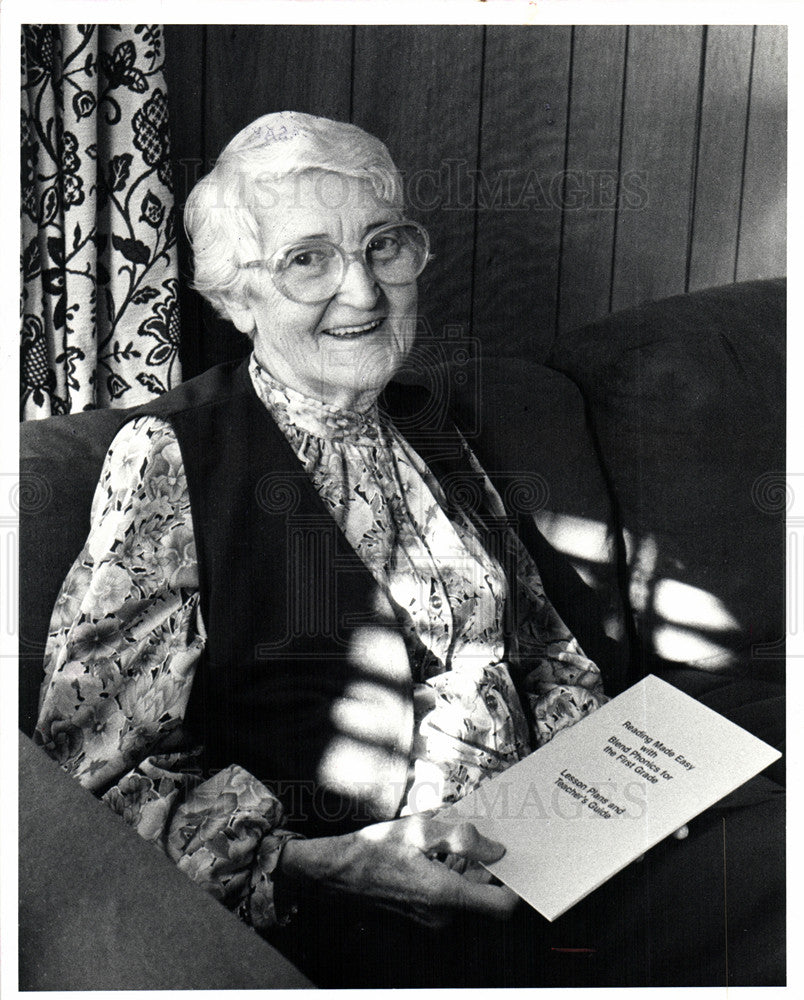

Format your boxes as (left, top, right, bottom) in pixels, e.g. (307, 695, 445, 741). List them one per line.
(184, 111, 404, 324)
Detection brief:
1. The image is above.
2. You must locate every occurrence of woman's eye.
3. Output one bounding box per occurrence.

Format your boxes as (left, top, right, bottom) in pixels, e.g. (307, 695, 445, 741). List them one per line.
(286, 248, 329, 270)
(367, 235, 400, 259)
(291, 251, 316, 267)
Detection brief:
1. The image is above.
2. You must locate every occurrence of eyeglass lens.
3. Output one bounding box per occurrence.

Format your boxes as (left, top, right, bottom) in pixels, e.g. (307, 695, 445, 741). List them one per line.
(274, 223, 428, 303)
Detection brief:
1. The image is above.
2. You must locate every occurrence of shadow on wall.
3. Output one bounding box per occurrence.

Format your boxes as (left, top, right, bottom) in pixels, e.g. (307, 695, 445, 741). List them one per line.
(540, 513, 753, 673)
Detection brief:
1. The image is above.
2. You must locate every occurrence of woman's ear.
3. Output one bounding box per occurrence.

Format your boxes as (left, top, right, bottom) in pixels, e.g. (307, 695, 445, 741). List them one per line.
(225, 301, 257, 336)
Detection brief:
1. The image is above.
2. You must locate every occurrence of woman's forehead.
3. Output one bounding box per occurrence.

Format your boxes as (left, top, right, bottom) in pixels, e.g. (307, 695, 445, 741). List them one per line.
(253, 172, 400, 247)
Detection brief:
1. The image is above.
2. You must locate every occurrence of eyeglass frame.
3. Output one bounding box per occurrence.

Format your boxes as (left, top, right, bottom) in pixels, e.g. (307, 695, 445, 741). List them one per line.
(237, 220, 432, 304)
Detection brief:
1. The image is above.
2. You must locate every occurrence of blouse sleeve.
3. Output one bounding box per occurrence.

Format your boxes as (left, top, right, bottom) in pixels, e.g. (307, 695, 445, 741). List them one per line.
(458, 431, 608, 747)
(34, 415, 298, 930)
(508, 533, 608, 746)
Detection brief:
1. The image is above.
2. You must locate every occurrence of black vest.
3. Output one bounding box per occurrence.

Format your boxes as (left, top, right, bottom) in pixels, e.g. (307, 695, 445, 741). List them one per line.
(134, 360, 504, 834)
(133, 359, 620, 835)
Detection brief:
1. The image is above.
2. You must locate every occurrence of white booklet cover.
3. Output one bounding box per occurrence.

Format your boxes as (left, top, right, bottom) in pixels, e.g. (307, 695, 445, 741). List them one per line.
(443, 674, 781, 922)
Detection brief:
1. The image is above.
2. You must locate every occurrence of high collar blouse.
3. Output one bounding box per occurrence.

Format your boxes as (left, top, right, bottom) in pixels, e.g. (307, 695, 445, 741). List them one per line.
(251, 356, 509, 680)
(248, 357, 586, 809)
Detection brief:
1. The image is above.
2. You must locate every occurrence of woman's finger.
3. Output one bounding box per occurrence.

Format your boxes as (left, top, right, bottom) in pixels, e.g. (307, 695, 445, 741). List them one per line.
(423, 819, 506, 865)
(462, 859, 494, 884)
(441, 852, 468, 874)
(673, 824, 689, 840)
(451, 876, 519, 919)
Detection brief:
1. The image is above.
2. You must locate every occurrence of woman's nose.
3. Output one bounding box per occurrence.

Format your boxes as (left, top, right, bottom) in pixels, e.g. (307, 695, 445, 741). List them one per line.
(335, 256, 381, 309)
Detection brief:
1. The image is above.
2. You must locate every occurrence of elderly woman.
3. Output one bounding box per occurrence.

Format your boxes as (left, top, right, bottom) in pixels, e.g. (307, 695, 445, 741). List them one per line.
(35, 112, 610, 985)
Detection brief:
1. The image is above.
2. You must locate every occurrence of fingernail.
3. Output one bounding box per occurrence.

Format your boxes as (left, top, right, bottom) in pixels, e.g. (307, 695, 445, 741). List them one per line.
(488, 839, 506, 858)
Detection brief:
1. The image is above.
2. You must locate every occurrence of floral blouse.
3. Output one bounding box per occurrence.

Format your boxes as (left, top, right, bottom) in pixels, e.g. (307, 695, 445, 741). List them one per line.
(35, 354, 606, 931)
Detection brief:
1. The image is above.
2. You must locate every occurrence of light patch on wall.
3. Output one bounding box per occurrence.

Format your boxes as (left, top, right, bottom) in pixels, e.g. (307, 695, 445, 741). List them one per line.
(536, 512, 614, 588)
(652, 624, 737, 670)
(653, 578, 740, 633)
(626, 533, 659, 614)
(537, 512, 611, 565)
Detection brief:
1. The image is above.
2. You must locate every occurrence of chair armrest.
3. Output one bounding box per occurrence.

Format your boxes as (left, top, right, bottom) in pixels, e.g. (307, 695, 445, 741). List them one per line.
(18, 732, 314, 990)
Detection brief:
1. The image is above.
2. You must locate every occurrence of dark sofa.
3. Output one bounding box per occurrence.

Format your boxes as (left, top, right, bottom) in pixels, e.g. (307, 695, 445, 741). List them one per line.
(19, 278, 785, 987)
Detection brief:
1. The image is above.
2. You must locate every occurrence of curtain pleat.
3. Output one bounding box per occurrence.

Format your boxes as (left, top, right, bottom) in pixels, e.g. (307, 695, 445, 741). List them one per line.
(21, 25, 181, 418)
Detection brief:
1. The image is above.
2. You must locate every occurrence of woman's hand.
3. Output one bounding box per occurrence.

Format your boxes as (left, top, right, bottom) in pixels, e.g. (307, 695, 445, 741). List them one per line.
(280, 812, 519, 927)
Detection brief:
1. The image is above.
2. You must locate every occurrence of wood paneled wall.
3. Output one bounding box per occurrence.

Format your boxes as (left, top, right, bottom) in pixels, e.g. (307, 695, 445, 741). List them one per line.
(163, 24, 786, 379)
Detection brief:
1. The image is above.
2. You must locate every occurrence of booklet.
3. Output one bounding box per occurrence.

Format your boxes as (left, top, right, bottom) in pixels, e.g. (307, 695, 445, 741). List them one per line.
(443, 674, 781, 922)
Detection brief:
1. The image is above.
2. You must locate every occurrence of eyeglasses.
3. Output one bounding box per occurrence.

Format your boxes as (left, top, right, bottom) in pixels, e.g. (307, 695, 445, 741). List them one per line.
(238, 221, 431, 304)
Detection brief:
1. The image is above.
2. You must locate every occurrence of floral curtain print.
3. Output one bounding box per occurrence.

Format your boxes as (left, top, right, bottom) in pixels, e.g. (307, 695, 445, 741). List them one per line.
(21, 24, 182, 419)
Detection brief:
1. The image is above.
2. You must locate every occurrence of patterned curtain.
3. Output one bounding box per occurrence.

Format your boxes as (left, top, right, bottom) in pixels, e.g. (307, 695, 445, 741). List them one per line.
(21, 24, 182, 419)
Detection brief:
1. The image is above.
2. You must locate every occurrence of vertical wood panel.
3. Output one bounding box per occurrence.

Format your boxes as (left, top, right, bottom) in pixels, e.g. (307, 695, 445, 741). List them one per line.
(558, 25, 626, 334)
(473, 26, 573, 359)
(352, 26, 484, 370)
(162, 25, 785, 377)
(612, 26, 703, 312)
(164, 26, 206, 201)
(688, 26, 754, 292)
(737, 26, 787, 281)
(199, 26, 354, 372)
(205, 25, 353, 156)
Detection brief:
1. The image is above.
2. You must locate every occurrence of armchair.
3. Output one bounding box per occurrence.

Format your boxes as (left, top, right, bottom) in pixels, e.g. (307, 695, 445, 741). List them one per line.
(19, 278, 785, 987)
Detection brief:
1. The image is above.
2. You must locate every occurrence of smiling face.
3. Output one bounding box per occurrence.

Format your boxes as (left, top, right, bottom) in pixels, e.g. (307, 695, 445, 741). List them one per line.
(227, 171, 418, 410)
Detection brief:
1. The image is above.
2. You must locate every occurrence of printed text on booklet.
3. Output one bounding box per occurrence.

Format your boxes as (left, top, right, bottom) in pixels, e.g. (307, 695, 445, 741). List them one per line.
(445, 675, 780, 921)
